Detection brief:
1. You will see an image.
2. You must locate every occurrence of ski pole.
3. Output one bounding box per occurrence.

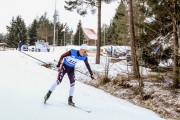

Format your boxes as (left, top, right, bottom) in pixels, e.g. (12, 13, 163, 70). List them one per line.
(19, 51, 92, 78)
(19, 51, 48, 64)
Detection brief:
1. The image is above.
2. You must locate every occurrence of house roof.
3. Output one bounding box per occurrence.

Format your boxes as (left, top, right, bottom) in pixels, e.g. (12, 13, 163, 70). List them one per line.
(82, 28, 97, 40)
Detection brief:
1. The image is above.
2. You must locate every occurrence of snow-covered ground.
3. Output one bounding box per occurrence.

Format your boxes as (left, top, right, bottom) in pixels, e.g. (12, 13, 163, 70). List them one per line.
(0, 47, 165, 120)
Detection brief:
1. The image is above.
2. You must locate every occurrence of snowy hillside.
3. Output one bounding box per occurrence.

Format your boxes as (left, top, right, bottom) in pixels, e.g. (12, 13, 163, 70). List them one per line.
(0, 48, 165, 120)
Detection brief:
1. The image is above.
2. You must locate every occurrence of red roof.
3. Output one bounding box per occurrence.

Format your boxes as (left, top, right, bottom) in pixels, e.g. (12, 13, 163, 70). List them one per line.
(82, 28, 97, 40)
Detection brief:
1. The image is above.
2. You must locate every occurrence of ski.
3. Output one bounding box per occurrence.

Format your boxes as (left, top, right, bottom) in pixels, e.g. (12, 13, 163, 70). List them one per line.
(69, 104, 91, 113)
(43, 100, 91, 113)
(58, 101, 92, 113)
(44, 99, 47, 104)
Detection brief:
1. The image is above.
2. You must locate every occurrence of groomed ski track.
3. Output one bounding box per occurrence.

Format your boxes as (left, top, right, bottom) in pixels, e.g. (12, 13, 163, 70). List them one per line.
(0, 50, 165, 120)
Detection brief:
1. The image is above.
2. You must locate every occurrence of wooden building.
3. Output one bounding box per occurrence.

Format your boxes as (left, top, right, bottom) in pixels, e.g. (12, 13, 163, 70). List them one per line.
(82, 28, 97, 46)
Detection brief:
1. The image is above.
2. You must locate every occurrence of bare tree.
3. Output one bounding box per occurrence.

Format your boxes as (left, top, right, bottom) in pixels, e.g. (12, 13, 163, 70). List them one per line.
(172, 0, 179, 88)
(127, 0, 141, 86)
(96, 0, 101, 64)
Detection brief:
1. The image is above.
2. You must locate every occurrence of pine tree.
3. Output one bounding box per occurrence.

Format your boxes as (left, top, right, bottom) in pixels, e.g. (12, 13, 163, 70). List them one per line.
(0, 33, 4, 43)
(106, 2, 129, 45)
(6, 16, 27, 48)
(64, 26, 73, 45)
(106, 22, 116, 45)
(36, 13, 53, 44)
(28, 19, 38, 45)
(137, 0, 180, 87)
(73, 20, 84, 45)
(56, 22, 65, 46)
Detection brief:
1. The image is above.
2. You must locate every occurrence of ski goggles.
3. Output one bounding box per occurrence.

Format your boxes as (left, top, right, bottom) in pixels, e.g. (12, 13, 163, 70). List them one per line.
(81, 49, 87, 54)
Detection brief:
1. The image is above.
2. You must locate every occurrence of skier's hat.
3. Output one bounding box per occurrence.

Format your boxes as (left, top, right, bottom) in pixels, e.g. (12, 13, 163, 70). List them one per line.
(80, 44, 88, 50)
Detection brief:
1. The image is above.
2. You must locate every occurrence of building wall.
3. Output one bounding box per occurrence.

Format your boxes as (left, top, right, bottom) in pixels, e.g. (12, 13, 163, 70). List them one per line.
(88, 40, 96, 46)
(82, 28, 97, 46)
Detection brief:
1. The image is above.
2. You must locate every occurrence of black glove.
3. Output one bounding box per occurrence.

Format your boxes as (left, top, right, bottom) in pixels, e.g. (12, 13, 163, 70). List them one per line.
(90, 73, 94, 80)
(56, 62, 61, 68)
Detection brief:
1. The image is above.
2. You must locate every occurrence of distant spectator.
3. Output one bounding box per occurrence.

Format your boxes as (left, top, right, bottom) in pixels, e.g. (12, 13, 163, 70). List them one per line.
(107, 46, 113, 57)
(18, 41, 23, 51)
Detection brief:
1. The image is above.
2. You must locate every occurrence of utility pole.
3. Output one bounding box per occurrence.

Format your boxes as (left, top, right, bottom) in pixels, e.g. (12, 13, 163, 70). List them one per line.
(56, 28, 58, 45)
(53, 0, 58, 52)
(70, 28, 73, 45)
(79, 25, 80, 46)
(64, 29, 66, 46)
(103, 24, 106, 46)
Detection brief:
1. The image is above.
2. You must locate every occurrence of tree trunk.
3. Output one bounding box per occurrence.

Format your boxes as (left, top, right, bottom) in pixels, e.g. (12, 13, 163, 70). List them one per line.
(172, 0, 179, 88)
(96, 0, 101, 64)
(127, 0, 141, 85)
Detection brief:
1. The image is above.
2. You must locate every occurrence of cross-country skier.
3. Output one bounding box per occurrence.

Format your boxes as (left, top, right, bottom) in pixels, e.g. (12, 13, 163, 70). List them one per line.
(44, 44, 94, 106)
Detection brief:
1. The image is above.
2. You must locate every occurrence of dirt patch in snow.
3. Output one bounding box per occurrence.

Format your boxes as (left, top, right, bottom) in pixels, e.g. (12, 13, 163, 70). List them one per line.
(79, 74, 180, 120)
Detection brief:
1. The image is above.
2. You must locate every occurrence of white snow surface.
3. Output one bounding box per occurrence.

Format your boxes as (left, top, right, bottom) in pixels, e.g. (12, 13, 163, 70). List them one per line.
(0, 47, 165, 120)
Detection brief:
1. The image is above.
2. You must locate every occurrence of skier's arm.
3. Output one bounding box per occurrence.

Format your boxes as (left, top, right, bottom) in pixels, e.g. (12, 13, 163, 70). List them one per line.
(57, 50, 71, 67)
(84, 58, 92, 74)
(84, 58, 94, 79)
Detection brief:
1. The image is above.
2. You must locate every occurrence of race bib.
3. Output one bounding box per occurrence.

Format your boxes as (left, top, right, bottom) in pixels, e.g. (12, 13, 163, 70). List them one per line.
(65, 56, 80, 66)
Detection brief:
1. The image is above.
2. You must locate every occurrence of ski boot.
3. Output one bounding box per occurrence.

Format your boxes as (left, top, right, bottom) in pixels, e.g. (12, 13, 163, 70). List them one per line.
(44, 90, 52, 104)
(68, 96, 75, 106)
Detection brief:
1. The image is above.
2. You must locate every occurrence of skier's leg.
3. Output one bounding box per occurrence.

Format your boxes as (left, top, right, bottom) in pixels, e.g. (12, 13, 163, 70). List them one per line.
(44, 65, 66, 103)
(67, 71, 75, 106)
(44, 90, 52, 104)
(68, 83, 75, 106)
